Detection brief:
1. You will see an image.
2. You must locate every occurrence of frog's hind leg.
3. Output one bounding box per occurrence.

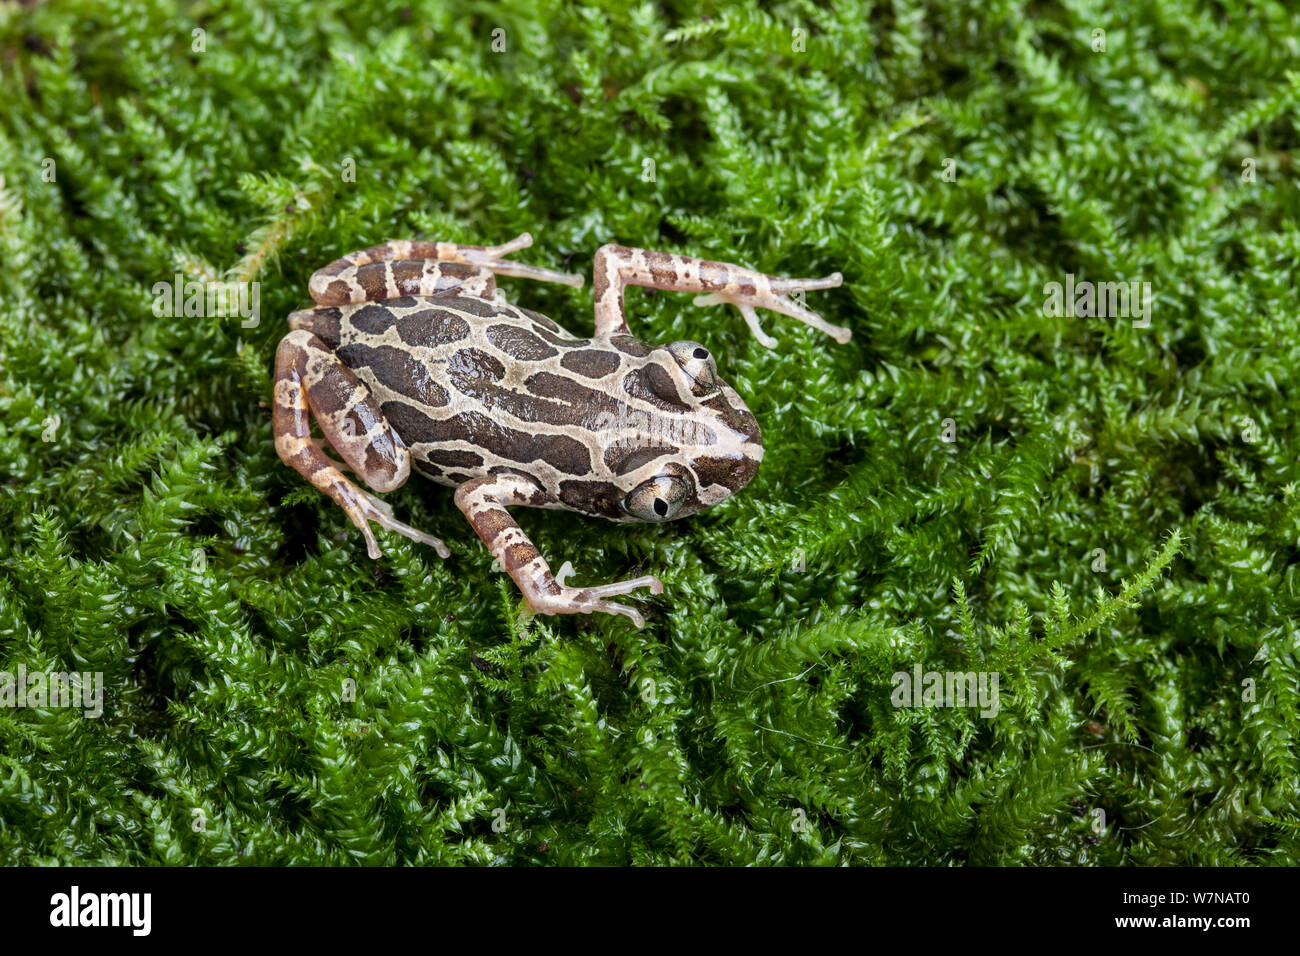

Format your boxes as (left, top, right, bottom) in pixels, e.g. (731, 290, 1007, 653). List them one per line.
(274, 329, 449, 560)
(310, 259, 499, 306)
(590, 243, 849, 345)
(309, 233, 584, 306)
(454, 474, 663, 628)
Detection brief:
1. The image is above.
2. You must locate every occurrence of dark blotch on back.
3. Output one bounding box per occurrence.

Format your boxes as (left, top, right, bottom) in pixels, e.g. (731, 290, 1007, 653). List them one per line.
(560, 348, 621, 379)
(519, 307, 561, 332)
(487, 324, 559, 361)
(337, 342, 450, 407)
(448, 347, 506, 384)
(437, 294, 507, 319)
(522, 372, 617, 423)
(423, 448, 484, 468)
(348, 303, 399, 335)
(381, 404, 592, 475)
(413, 459, 445, 480)
(395, 307, 471, 348)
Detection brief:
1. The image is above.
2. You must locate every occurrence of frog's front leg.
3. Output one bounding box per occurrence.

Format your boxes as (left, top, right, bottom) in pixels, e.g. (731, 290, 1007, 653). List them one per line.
(453, 474, 663, 628)
(274, 329, 450, 559)
(591, 243, 848, 346)
(309, 233, 583, 306)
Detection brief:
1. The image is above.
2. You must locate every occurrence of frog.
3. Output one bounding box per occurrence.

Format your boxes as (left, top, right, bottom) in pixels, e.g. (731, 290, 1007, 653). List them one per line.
(274, 233, 848, 627)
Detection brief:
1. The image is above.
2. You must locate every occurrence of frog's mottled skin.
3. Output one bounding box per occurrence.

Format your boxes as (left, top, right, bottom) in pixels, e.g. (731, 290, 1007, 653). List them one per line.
(274, 234, 846, 626)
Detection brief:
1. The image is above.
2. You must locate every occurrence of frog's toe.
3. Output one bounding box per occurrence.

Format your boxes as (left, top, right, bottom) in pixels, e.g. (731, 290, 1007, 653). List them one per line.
(485, 232, 533, 256)
(349, 516, 383, 560)
(580, 574, 664, 599)
(598, 602, 646, 629)
(464, 232, 585, 288)
(389, 522, 450, 559)
(771, 272, 843, 293)
(573, 574, 664, 627)
(355, 492, 450, 559)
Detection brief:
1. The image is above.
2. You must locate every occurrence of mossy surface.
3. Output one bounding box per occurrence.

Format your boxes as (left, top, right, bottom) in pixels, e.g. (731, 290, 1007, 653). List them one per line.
(1, 0, 1298, 864)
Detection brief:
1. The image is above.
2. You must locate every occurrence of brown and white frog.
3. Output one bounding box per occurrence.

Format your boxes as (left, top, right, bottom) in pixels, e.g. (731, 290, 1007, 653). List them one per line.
(274, 233, 847, 626)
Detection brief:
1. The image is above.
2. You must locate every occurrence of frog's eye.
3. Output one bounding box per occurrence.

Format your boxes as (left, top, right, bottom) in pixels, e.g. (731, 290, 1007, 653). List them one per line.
(621, 474, 691, 522)
(666, 340, 719, 396)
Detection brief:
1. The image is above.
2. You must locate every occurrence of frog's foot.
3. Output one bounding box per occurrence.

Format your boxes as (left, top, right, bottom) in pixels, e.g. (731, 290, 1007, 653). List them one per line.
(589, 243, 848, 344)
(524, 569, 664, 629)
(455, 474, 663, 628)
(693, 271, 847, 347)
(351, 488, 450, 560)
(449, 232, 585, 289)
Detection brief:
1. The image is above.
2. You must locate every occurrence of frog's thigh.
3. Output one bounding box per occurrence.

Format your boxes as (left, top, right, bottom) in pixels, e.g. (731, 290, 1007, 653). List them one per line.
(453, 474, 662, 628)
(275, 330, 448, 559)
(309, 260, 495, 307)
(284, 330, 410, 491)
(309, 233, 580, 306)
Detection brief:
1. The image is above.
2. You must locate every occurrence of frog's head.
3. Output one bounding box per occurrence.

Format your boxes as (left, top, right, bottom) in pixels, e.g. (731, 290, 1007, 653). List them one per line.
(615, 339, 763, 523)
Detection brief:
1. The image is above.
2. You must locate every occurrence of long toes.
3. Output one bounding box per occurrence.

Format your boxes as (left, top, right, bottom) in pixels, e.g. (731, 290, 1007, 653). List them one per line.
(771, 298, 852, 344)
(354, 520, 382, 560)
(580, 574, 663, 599)
(590, 600, 646, 629)
(555, 560, 576, 586)
(483, 258, 584, 287)
(795, 309, 852, 344)
(486, 232, 533, 257)
(523, 574, 662, 627)
(383, 518, 450, 558)
(736, 303, 779, 349)
(362, 493, 395, 518)
(355, 496, 450, 559)
(389, 521, 449, 558)
(772, 272, 843, 292)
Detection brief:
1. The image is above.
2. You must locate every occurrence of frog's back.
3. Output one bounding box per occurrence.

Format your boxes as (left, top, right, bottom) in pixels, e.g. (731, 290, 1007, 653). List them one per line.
(325, 294, 708, 508)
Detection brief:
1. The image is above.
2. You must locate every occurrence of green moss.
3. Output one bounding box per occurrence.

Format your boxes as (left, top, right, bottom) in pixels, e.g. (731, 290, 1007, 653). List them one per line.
(1, 0, 1297, 864)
